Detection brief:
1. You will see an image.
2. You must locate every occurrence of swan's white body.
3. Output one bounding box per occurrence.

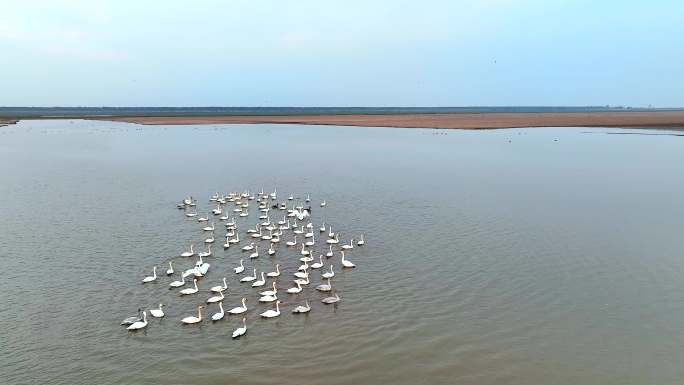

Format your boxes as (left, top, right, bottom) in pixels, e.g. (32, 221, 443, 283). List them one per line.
(287, 281, 303, 294)
(260, 301, 281, 318)
(198, 244, 212, 257)
(207, 290, 225, 304)
(316, 278, 332, 292)
(311, 255, 324, 269)
(249, 245, 259, 259)
(234, 259, 245, 274)
(169, 273, 185, 287)
(127, 311, 148, 330)
(181, 306, 203, 324)
(251, 272, 266, 287)
(259, 281, 278, 296)
(357, 234, 365, 246)
(259, 294, 278, 302)
(240, 269, 257, 282)
(150, 304, 165, 318)
(181, 244, 195, 257)
(179, 279, 199, 295)
(228, 298, 247, 314)
(166, 261, 174, 275)
(341, 251, 356, 268)
(209, 277, 228, 293)
(211, 302, 225, 321)
(292, 300, 311, 313)
(294, 270, 309, 279)
(321, 293, 340, 304)
(232, 317, 247, 338)
(341, 239, 354, 250)
(142, 266, 157, 283)
(286, 236, 297, 247)
(322, 265, 335, 279)
(266, 264, 280, 277)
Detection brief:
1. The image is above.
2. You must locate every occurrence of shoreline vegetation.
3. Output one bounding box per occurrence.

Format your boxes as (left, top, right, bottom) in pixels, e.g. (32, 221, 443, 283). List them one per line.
(2, 111, 684, 130)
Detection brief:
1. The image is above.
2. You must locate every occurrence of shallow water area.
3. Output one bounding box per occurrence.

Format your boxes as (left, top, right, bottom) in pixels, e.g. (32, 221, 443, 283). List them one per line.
(1, 120, 684, 385)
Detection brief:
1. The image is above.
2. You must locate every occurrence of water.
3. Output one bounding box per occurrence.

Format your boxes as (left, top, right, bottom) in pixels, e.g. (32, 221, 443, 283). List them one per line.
(1, 120, 684, 385)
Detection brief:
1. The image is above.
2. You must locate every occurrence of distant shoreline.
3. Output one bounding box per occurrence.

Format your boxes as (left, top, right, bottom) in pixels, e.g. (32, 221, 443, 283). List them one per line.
(3, 111, 684, 130)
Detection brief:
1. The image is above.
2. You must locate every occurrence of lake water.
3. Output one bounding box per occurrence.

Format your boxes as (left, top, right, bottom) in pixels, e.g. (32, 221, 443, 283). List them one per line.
(1, 120, 684, 385)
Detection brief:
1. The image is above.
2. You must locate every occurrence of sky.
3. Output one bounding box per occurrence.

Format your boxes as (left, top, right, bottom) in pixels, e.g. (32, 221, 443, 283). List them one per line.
(0, 0, 682, 107)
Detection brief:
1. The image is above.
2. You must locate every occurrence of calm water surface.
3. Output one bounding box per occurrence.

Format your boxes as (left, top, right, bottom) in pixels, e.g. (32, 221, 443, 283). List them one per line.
(1, 120, 684, 385)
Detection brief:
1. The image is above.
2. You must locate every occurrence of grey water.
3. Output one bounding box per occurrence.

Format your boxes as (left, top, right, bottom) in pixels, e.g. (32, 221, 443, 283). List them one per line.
(1, 120, 684, 385)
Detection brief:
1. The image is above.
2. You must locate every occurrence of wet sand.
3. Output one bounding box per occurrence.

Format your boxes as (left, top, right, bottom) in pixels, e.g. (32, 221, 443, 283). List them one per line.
(94, 111, 684, 129)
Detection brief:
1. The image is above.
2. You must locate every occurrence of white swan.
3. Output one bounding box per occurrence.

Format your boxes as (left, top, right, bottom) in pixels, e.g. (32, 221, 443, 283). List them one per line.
(181, 244, 195, 257)
(249, 245, 259, 259)
(207, 290, 224, 303)
(300, 243, 310, 256)
(260, 301, 281, 318)
(341, 239, 354, 250)
(294, 270, 309, 279)
(232, 317, 247, 338)
(251, 272, 266, 287)
(294, 276, 310, 286)
(287, 281, 303, 294)
(150, 304, 165, 318)
(311, 255, 324, 269)
(120, 308, 142, 325)
(204, 233, 215, 243)
(240, 269, 257, 282)
(266, 264, 280, 278)
(326, 234, 340, 244)
(241, 242, 255, 251)
(319, 222, 326, 232)
(203, 222, 215, 231)
(298, 260, 309, 271)
(341, 251, 356, 268)
(181, 305, 203, 324)
(198, 244, 212, 257)
(210, 277, 228, 293)
(211, 302, 225, 321)
(268, 244, 276, 255)
(326, 245, 334, 257)
(166, 261, 174, 275)
(179, 279, 199, 295)
(286, 236, 297, 247)
(259, 294, 278, 302)
(234, 259, 245, 274)
(260, 281, 278, 296)
(320, 200, 326, 207)
(292, 300, 311, 313)
(127, 311, 148, 330)
(169, 272, 185, 288)
(357, 234, 365, 246)
(328, 226, 334, 238)
(321, 293, 340, 304)
(322, 265, 335, 279)
(305, 235, 315, 246)
(196, 255, 210, 276)
(228, 298, 247, 314)
(316, 277, 332, 292)
(142, 266, 157, 283)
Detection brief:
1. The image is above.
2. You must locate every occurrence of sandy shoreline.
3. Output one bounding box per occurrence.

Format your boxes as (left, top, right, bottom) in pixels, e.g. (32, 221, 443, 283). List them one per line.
(94, 111, 684, 130)
(3, 112, 684, 130)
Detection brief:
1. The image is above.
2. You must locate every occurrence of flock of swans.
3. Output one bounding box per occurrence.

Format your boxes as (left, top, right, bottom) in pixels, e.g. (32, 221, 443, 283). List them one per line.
(121, 189, 363, 338)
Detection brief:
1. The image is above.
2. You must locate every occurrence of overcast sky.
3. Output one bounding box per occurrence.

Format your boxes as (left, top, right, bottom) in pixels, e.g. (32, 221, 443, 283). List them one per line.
(1, 0, 681, 107)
